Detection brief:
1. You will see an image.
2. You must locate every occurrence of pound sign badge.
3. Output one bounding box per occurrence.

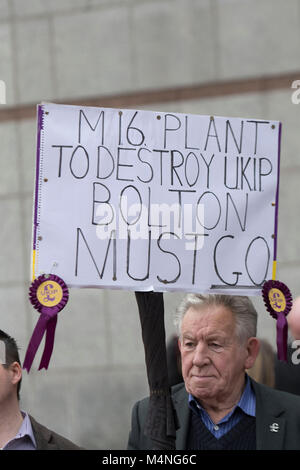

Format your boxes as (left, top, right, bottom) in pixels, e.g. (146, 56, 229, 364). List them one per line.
(269, 423, 280, 433)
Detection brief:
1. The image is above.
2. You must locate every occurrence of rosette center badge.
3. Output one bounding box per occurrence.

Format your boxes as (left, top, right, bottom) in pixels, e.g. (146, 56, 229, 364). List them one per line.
(36, 280, 63, 308)
(268, 288, 286, 313)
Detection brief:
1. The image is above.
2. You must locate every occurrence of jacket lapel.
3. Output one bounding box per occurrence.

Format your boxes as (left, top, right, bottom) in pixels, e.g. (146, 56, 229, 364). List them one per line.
(251, 379, 286, 450)
(256, 415, 286, 450)
(172, 380, 288, 450)
(29, 415, 59, 450)
(172, 385, 190, 450)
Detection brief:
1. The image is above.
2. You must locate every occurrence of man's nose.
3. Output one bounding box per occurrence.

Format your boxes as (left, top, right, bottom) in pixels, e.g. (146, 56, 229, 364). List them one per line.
(192, 343, 210, 367)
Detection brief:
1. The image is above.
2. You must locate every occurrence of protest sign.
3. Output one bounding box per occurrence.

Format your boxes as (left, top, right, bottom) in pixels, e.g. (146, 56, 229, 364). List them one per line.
(32, 103, 281, 295)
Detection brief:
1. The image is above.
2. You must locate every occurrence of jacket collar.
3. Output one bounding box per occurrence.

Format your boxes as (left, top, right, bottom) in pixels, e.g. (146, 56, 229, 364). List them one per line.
(29, 415, 59, 450)
(250, 378, 286, 450)
(171, 384, 190, 450)
(172, 379, 287, 450)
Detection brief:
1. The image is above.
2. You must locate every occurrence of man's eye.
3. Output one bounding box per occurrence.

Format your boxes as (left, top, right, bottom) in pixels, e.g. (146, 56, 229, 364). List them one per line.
(184, 341, 195, 348)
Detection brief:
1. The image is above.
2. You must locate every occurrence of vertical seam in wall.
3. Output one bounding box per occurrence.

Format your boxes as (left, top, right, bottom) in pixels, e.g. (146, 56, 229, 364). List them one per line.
(8, 4, 34, 340)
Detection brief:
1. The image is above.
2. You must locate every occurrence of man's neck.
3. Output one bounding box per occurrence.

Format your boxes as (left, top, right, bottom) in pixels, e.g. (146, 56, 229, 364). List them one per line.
(0, 399, 23, 448)
(198, 376, 246, 424)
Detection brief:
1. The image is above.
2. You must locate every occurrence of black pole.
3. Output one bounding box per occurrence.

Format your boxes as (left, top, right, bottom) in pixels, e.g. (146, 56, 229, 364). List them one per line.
(135, 291, 179, 450)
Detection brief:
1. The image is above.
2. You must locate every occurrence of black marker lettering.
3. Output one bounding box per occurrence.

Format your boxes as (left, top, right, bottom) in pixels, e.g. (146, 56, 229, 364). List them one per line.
(185, 115, 199, 150)
(185, 152, 199, 187)
(119, 185, 142, 225)
(224, 156, 239, 190)
(170, 150, 184, 186)
(213, 235, 241, 286)
(246, 120, 269, 155)
(152, 149, 169, 185)
(197, 191, 221, 230)
(259, 158, 272, 191)
(127, 229, 151, 281)
(75, 227, 116, 280)
(52, 145, 73, 177)
(78, 109, 105, 145)
(156, 232, 181, 284)
(137, 148, 153, 183)
(245, 236, 270, 286)
(169, 189, 196, 229)
(126, 111, 145, 146)
(185, 233, 209, 284)
(225, 192, 248, 232)
(118, 111, 123, 146)
(225, 120, 244, 154)
(97, 146, 115, 180)
(70, 145, 89, 179)
(204, 118, 221, 152)
(147, 187, 166, 228)
(240, 157, 253, 191)
(92, 182, 114, 226)
(116, 147, 135, 182)
(200, 153, 215, 188)
(164, 114, 181, 148)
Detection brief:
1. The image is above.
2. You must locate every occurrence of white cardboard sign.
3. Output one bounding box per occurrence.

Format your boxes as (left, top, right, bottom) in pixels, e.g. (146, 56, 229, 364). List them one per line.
(32, 103, 281, 295)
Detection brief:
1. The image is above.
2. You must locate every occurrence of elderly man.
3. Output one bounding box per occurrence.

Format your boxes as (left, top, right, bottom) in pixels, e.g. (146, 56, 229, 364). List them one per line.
(128, 294, 300, 450)
(0, 329, 81, 450)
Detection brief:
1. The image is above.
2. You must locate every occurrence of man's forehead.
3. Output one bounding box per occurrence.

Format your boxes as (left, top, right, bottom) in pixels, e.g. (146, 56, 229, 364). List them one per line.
(0, 340, 5, 364)
(182, 305, 235, 333)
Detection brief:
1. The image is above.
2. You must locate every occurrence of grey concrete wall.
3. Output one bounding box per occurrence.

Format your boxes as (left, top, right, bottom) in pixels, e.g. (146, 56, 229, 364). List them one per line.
(0, 0, 300, 449)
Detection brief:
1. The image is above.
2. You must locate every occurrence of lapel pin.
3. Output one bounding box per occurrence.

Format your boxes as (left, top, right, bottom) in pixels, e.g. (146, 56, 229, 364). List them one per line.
(269, 423, 280, 433)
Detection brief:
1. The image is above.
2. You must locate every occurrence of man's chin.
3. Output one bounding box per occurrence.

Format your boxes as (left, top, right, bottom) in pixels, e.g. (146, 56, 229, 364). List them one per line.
(192, 375, 215, 385)
(187, 376, 218, 397)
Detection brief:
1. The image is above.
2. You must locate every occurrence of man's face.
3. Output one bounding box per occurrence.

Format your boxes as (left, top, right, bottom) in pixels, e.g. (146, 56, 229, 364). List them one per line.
(179, 304, 255, 404)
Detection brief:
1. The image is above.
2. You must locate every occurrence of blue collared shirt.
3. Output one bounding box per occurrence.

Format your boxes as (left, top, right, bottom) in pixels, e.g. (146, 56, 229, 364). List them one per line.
(188, 375, 256, 439)
(1, 412, 37, 450)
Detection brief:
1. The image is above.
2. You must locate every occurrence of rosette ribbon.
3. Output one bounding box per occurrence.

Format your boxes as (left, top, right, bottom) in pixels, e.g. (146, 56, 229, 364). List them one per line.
(23, 274, 69, 372)
(262, 280, 293, 362)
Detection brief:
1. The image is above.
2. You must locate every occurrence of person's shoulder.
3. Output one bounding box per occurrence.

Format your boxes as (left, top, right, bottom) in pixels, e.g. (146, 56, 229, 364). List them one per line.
(171, 382, 187, 399)
(251, 378, 300, 407)
(29, 415, 83, 450)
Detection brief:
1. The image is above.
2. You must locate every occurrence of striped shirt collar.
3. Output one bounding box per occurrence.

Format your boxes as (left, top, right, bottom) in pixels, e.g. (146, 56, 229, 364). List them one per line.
(18, 412, 37, 447)
(1, 412, 37, 450)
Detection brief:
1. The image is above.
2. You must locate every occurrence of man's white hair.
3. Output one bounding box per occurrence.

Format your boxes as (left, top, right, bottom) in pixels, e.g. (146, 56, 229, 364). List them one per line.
(174, 293, 257, 344)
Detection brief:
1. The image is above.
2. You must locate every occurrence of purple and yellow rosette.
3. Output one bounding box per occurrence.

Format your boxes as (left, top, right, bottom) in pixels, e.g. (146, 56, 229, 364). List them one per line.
(262, 280, 293, 362)
(23, 274, 69, 372)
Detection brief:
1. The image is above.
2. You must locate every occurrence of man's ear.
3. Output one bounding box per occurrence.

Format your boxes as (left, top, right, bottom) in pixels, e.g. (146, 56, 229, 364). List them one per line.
(8, 361, 22, 387)
(245, 338, 260, 370)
